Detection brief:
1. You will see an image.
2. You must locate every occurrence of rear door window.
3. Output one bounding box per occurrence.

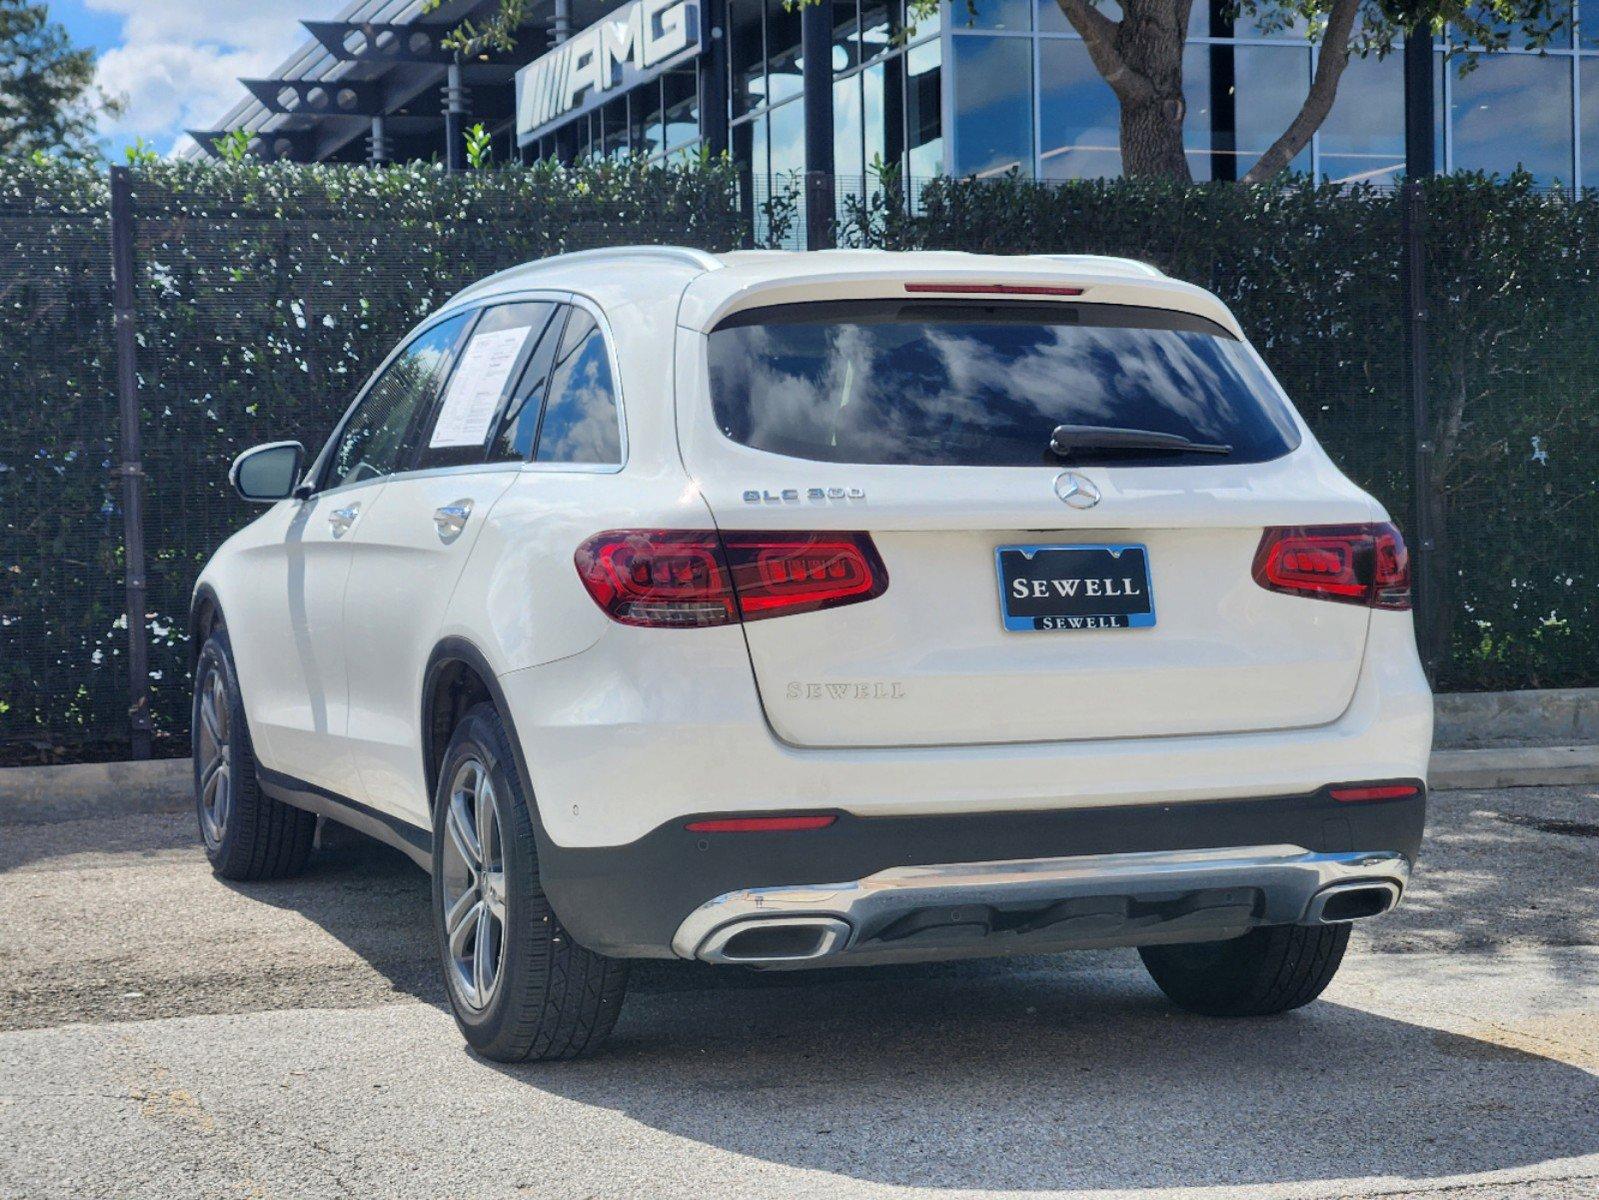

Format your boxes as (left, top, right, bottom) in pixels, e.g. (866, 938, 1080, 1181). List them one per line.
(534, 308, 623, 466)
(416, 301, 559, 471)
(706, 300, 1302, 467)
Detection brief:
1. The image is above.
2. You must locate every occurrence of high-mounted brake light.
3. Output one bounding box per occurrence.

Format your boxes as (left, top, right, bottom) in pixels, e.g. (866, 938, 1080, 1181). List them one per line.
(904, 283, 1085, 297)
(1330, 784, 1422, 802)
(1253, 523, 1411, 610)
(574, 530, 888, 628)
(685, 815, 837, 832)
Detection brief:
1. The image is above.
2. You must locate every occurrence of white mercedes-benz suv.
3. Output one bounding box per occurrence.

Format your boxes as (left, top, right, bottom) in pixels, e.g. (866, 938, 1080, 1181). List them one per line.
(191, 248, 1431, 1061)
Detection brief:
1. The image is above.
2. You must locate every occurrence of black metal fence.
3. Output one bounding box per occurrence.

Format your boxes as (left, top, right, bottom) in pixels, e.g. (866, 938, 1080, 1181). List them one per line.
(2, 160, 1595, 764)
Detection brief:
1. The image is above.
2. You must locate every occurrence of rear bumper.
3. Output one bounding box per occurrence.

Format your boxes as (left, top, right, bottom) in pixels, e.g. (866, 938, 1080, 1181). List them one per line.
(674, 846, 1408, 967)
(501, 609, 1432, 851)
(535, 786, 1426, 959)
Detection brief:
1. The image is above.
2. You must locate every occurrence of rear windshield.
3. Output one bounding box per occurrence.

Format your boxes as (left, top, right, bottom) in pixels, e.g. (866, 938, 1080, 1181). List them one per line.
(706, 300, 1302, 467)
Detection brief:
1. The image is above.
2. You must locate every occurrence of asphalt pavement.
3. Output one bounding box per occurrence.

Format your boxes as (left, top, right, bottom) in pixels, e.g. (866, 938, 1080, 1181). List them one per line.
(2, 785, 1596, 1199)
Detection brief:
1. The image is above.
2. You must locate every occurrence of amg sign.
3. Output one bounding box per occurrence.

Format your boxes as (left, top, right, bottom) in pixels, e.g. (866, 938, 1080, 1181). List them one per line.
(515, 0, 704, 147)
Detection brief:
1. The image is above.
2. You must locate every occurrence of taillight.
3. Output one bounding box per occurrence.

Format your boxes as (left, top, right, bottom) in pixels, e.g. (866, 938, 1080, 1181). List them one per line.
(1253, 523, 1411, 610)
(721, 531, 888, 619)
(574, 530, 888, 628)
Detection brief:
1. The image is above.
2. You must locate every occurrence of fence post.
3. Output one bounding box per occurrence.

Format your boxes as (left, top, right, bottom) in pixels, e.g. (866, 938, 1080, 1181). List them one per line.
(1401, 179, 1437, 684)
(109, 165, 153, 760)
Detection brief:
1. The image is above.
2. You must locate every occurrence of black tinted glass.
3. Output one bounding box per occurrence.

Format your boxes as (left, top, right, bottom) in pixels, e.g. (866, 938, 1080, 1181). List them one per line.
(706, 301, 1302, 466)
(534, 310, 623, 466)
(329, 314, 470, 488)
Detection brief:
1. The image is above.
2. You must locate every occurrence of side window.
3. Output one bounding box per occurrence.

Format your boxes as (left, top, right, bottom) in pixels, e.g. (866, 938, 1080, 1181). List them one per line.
(489, 305, 568, 463)
(417, 302, 557, 471)
(328, 314, 470, 490)
(534, 308, 623, 466)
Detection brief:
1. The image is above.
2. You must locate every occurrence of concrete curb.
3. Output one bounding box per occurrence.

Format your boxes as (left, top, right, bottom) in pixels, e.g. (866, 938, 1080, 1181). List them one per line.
(0, 758, 191, 825)
(4, 744, 1598, 826)
(1435, 687, 1599, 749)
(1427, 745, 1599, 791)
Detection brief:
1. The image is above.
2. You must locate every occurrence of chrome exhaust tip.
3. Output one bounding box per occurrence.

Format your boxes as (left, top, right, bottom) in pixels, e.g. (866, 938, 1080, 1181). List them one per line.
(695, 917, 851, 965)
(1304, 880, 1402, 925)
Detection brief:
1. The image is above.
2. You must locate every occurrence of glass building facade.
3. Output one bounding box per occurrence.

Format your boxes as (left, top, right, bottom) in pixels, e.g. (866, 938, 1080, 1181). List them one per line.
(516, 0, 1598, 240)
(947, 1, 1592, 186)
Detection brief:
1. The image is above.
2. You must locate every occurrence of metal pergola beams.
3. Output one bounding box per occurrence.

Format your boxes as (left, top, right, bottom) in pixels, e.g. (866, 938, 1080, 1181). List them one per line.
(241, 77, 387, 118)
(301, 20, 459, 66)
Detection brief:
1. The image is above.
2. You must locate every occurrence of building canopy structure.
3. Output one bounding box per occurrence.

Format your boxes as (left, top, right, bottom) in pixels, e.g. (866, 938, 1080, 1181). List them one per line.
(199, 0, 1599, 243)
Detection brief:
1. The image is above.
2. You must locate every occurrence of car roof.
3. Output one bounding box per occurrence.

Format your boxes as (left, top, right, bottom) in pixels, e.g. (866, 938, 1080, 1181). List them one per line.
(441, 247, 1243, 339)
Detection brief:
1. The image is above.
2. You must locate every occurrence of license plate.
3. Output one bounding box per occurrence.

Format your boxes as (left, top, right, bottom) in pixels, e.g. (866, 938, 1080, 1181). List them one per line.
(995, 543, 1156, 632)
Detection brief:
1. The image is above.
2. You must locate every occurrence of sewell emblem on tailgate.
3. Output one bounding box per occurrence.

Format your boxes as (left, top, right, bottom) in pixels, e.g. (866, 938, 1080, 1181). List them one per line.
(1053, 471, 1101, 510)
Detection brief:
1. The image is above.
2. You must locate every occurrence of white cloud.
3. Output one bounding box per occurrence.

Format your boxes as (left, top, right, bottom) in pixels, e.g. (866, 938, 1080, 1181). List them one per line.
(87, 0, 321, 154)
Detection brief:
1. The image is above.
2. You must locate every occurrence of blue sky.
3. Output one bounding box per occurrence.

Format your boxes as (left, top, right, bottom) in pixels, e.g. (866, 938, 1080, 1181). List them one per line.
(49, 0, 329, 156)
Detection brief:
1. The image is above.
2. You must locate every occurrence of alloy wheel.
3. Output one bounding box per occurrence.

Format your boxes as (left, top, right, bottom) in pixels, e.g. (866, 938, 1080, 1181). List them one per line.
(440, 759, 507, 1012)
(195, 663, 232, 848)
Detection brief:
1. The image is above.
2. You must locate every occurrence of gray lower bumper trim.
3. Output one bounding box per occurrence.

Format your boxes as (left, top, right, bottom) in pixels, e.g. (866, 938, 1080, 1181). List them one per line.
(670, 845, 1411, 964)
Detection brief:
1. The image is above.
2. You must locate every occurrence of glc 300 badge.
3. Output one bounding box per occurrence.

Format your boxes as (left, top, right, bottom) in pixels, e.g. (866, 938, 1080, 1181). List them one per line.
(743, 486, 866, 503)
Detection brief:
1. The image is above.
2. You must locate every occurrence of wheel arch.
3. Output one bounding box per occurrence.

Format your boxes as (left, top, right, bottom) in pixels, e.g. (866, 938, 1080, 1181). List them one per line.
(421, 638, 539, 819)
(190, 583, 224, 663)
(420, 637, 586, 940)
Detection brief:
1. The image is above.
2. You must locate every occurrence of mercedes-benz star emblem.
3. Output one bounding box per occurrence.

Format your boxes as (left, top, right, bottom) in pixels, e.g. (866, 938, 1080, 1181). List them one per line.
(1053, 471, 1102, 510)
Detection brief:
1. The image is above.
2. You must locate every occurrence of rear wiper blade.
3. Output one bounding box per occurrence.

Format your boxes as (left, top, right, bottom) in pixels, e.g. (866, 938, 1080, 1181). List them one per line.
(1049, 424, 1233, 459)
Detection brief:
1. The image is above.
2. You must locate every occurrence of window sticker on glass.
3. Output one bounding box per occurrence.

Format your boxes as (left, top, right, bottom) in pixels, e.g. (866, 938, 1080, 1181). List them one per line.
(429, 325, 534, 448)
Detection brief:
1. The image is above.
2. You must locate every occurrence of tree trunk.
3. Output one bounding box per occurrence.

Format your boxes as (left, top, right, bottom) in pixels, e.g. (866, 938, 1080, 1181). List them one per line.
(1055, 0, 1194, 181)
(1238, 0, 1361, 183)
(1119, 90, 1192, 179)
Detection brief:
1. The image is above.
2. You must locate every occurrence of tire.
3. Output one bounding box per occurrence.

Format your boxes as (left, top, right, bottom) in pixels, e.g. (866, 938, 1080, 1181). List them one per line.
(192, 625, 316, 881)
(431, 702, 629, 1062)
(1139, 922, 1351, 1018)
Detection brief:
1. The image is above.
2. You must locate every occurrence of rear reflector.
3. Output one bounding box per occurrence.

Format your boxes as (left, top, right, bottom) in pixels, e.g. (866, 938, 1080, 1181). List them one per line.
(1330, 784, 1422, 802)
(575, 530, 888, 628)
(685, 815, 837, 833)
(904, 282, 1085, 296)
(1253, 523, 1411, 610)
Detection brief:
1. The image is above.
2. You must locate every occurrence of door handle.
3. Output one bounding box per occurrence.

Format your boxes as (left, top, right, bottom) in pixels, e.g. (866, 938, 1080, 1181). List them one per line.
(329, 503, 359, 537)
(433, 500, 474, 539)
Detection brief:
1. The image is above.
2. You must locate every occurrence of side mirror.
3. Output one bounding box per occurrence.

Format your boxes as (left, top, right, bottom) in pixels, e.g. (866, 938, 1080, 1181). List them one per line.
(229, 441, 305, 503)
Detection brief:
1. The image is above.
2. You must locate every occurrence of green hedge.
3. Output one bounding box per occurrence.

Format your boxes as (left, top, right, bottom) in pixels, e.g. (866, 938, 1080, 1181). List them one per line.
(1, 159, 1595, 761)
(0, 158, 744, 760)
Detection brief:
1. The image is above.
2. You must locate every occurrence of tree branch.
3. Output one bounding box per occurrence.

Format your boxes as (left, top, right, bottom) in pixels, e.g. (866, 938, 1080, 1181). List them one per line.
(1054, 0, 1149, 105)
(1239, 0, 1361, 184)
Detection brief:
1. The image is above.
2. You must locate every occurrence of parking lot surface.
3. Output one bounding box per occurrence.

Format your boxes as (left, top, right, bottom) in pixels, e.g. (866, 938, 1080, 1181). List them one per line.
(2, 785, 1597, 1200)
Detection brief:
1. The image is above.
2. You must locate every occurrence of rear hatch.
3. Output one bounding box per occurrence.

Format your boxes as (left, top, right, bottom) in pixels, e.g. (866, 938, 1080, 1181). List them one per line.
(679, 294, 1378, 749)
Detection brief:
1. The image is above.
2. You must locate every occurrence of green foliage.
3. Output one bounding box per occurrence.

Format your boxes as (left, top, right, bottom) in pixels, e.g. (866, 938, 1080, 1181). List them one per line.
(212, 129, 253, 164)
(421, 0, 531, 56)
(0, 156, 743, 758)
(0, 0, 122, 163)
(123, 137, 159, 166)
(465, 123, 493, 170)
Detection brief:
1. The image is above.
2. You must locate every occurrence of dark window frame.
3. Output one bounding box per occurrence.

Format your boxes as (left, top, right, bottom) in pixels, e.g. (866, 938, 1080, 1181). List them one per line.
(490, 302, 572, 464)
